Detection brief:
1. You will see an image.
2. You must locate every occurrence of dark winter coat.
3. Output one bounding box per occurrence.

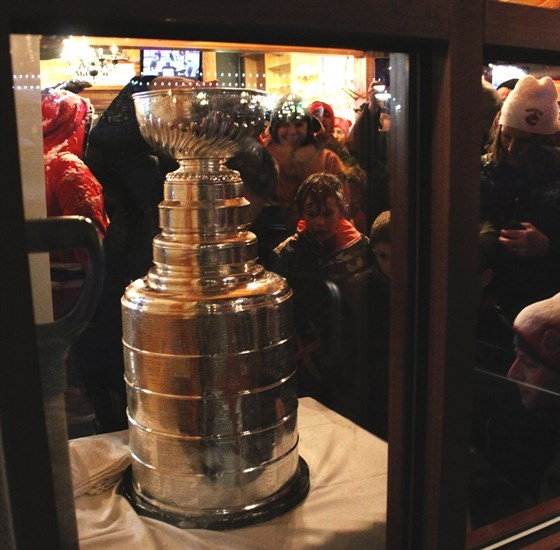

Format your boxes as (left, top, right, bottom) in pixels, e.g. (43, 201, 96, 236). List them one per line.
(480, 147, 560, 320)
(272, 218, 373, 427)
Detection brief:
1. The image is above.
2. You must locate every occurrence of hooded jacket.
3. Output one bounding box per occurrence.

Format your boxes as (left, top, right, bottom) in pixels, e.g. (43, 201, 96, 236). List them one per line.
(42, 89, 109, 317)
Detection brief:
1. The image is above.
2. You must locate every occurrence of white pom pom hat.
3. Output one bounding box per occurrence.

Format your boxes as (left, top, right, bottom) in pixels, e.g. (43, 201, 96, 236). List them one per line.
(499, 75, 560, 135)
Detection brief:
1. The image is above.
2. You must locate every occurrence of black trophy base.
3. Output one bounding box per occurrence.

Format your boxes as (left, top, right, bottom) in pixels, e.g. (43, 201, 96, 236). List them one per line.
(120, 456, 310, 530)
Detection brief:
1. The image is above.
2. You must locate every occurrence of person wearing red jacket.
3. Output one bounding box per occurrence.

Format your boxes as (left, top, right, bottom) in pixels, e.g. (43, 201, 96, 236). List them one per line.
(42, 89, 111, 437)
(42, 89, 109, 319)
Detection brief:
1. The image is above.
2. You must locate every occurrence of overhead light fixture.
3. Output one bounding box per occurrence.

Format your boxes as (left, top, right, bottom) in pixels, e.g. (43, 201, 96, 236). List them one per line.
(61, 36, 127, 81)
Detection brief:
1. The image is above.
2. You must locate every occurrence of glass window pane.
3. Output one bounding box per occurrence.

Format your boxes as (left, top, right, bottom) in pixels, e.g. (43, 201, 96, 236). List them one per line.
(469, 61, 560, 541)
(13, 33, 408, 547)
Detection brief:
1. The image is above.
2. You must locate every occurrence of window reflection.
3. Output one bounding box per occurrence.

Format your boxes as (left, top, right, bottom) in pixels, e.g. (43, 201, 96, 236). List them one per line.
(13, 37, 399, 443)
(469, 63, 560, 533)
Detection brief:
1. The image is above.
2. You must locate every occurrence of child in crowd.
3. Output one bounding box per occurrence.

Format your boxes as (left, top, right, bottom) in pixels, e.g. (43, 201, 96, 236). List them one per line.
(272, 172, 373, 427)
(365, 210, 391, 439)
(333, 117, 352, 148)
(331, 115, 362, 170)
(370, 210, 391, 278)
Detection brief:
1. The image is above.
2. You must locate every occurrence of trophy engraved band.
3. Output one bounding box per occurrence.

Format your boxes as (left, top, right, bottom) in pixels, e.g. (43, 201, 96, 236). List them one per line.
(121, 86, 309, 529)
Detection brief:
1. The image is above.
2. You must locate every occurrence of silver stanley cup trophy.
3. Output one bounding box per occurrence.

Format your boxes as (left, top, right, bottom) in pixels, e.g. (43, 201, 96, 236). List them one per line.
(121, 84, 309, 529)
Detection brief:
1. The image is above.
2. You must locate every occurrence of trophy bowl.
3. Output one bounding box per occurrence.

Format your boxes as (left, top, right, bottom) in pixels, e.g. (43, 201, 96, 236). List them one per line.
(132, 87, 267, 160)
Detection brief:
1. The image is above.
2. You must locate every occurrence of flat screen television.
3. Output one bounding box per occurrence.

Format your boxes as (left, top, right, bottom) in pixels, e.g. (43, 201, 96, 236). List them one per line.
(140, 48, 203, 79)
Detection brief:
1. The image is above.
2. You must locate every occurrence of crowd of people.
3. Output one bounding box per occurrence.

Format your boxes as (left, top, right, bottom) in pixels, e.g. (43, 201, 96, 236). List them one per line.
(470, 74, 560, 527)
(40, 70, 560, 523)
(41, 76, 392, 438)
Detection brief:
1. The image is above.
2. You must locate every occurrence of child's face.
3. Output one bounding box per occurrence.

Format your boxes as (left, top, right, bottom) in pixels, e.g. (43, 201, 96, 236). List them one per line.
(311, 106, 334, 135)
(375, 242, 391, 278)
(333, 126, 348, 145)
(303, 196, 342, 242)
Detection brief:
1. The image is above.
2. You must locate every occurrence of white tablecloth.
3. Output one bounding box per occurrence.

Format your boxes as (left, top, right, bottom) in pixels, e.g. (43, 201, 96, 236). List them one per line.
(74, 397, 388, 549)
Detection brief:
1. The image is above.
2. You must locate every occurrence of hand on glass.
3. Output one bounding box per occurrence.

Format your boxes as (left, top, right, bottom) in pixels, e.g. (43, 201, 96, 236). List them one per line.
(499, 222, 549, 258)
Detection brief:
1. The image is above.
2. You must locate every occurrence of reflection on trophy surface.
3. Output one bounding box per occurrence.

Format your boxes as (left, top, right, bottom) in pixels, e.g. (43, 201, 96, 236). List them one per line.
(121, 85, 309, 529)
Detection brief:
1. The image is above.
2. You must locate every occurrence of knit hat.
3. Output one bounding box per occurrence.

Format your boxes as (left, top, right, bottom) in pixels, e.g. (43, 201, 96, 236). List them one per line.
(334, 117, 352, 137)
(513, 292, 560, 371)
(269, 93, 321, 135)
(42, 89, 91, 153)
(309, 101, 335, 121)
(499, 75, 560, 135)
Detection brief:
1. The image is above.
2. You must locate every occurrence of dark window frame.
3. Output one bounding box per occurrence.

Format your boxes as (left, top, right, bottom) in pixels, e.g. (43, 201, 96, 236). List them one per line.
(3, 0, 560, 548)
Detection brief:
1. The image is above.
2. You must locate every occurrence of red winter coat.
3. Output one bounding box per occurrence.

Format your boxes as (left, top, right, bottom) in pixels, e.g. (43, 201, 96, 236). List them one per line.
(42, 90, 109, 317)
(44, 149, 109, 233)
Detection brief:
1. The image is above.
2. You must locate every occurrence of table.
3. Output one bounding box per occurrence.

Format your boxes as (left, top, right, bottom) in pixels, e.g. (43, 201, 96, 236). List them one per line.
(73, 397, 388, 549)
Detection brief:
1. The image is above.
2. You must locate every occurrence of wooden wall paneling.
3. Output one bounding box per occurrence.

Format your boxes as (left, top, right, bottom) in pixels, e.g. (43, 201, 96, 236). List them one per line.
(485, 1, 560, 53)
(8, 0, 451, 47)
